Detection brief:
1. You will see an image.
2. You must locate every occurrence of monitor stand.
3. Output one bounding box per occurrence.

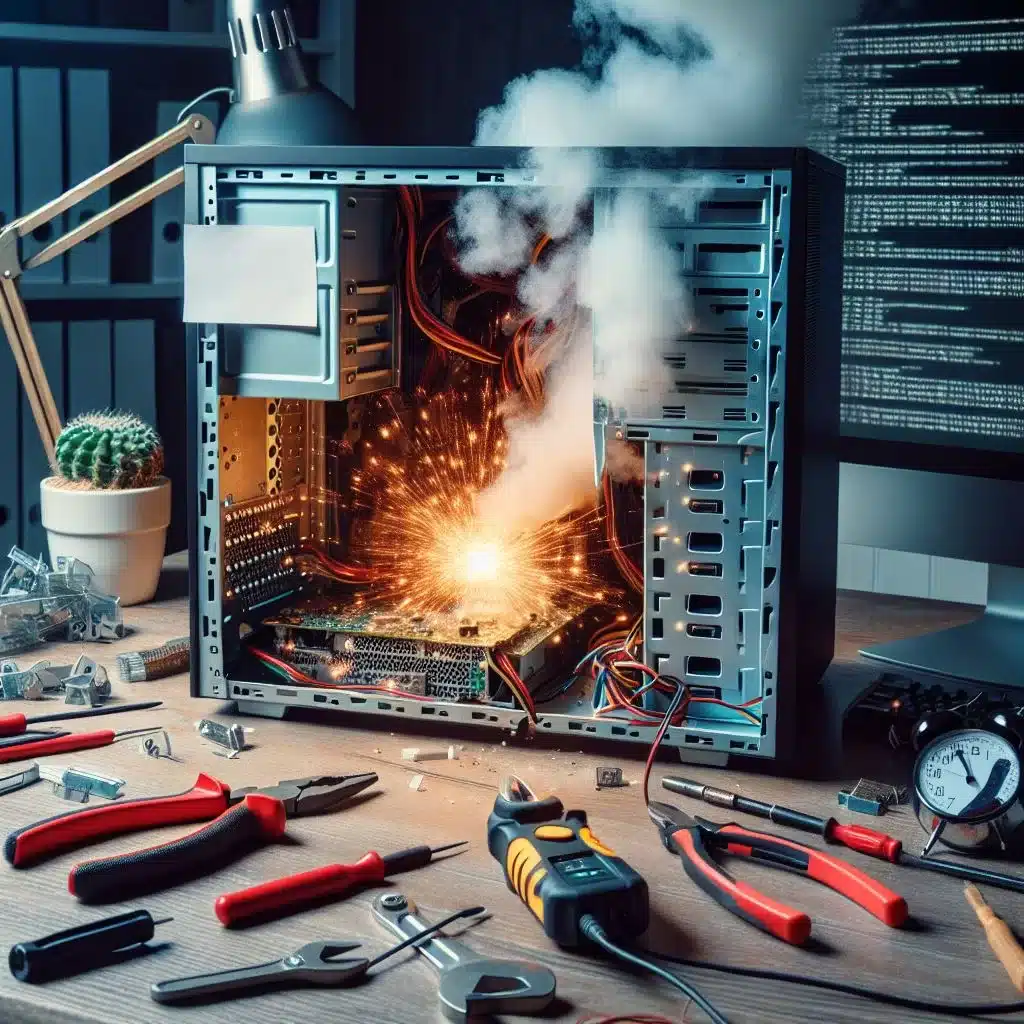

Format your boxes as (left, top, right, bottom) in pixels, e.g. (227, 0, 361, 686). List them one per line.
(859, 563, 1024, 690)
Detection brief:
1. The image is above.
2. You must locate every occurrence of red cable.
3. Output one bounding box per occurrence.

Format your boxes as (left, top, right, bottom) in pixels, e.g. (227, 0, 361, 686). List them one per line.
(397, 187, 501, 365)
(602, 473, 643, 593)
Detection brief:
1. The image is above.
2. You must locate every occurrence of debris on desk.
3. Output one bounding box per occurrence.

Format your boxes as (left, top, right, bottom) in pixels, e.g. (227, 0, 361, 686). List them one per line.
(0, 763, 40, 796)
(39, 764, 125, 802)
(27, 661, 66, 693)
(117, 636, 191, 683)
(1, 655, 108, 702)
(838, 778, 907, 816)
(402, 745, 459, 763)
(139, 730, 183, 763)
(0, 664, 44, 700)
(64, 670, 112, 708)
(595, 766, 631, 790)
(409, 773, 426, 792)
(196, 718, 249, 757)
(10, 909, 171, 984)
(0, 546, 123, 656)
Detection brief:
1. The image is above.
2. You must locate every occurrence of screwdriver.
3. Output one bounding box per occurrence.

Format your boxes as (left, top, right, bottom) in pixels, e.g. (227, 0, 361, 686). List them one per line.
(0, 701, 163, 737)
(663, 777, 1024, 896)
(9, 910, 172, 983)
(214, 841, 469, 926)
(0, 727, 164, 765)
(965, 884, 1024, 993)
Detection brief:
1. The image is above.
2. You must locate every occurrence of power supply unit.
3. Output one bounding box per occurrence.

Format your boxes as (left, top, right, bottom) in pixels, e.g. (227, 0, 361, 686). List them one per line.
(183, 145, 845, 768)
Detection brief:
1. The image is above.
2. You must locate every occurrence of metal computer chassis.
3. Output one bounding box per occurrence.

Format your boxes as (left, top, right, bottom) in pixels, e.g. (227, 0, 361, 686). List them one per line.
(185, 146, 845, 767)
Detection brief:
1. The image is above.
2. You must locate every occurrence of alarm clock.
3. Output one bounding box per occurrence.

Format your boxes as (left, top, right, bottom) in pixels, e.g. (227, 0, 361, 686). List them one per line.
(913, 725, 1024, 856)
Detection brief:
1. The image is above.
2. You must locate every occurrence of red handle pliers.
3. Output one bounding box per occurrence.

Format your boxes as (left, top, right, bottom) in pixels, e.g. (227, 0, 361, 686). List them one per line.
(648, 800, 908, 945)
(5, 771, 378, 904)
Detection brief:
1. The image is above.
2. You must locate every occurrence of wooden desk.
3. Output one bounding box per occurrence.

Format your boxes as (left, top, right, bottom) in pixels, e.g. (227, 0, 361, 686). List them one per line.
(0, 571, 1012, 1024)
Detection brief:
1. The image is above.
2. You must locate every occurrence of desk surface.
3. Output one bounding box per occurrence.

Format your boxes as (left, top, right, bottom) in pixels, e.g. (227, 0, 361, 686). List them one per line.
(0, 569, 1011, 1024)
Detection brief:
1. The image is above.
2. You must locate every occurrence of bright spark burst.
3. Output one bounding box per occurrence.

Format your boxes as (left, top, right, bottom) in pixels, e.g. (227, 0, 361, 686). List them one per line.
(351, 383, 602, 621)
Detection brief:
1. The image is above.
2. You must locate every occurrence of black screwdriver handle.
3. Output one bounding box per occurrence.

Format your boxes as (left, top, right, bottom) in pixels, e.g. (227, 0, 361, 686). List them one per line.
(10, 910, 156, 983)
(663, 777, 829, 835)
(68, 795, 287, 904)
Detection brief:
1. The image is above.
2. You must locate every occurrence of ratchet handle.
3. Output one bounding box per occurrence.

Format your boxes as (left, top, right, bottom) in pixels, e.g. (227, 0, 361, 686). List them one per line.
(5, 772, 233, 867)
(215, 852, 387, 926)
(69, 794, 287, 904)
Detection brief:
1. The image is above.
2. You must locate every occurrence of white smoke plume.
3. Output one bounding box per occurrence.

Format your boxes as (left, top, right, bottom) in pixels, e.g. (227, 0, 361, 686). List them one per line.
(460, 0, 859, 534)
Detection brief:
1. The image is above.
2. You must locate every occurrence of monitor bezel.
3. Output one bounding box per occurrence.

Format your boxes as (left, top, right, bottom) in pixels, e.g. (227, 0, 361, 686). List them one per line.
(839, 435, 1024, 481)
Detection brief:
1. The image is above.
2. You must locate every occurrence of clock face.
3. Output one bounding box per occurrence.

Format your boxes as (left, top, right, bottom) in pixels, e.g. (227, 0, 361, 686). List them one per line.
(917, 730, 1021, 821)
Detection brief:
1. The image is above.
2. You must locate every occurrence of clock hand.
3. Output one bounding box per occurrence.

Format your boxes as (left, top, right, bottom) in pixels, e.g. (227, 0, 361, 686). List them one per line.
(955, 750, 977, 785)
(960, 759, 1012, 818)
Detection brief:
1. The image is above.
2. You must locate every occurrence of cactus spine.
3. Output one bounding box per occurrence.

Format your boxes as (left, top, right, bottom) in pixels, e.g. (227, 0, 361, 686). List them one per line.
(54, 412, 164, 489)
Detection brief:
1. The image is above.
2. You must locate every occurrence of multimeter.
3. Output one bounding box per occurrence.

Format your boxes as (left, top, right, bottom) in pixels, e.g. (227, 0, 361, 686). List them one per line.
(486, 775, 649, 948)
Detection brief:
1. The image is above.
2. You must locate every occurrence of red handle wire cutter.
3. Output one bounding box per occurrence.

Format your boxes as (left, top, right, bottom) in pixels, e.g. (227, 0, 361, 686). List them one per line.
(4, 771, 377, 903)
(648, 800, 908, 945)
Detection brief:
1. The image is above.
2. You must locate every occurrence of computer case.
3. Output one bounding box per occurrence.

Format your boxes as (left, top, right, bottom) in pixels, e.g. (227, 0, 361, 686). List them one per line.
(184, 145, 845, 767)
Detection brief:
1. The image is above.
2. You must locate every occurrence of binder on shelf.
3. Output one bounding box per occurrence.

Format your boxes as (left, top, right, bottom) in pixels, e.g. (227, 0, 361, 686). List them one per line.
(16, 68, 64, 285)
(66, 69, 111, 285)
(41, 1, 94, 24)
(151, 99, 219, 283)
(167, 0, 214, 32)
(0, 66, 17, 553)
(0, 68, 14, 231)
(113, 320, 157, 427)
(67, 320, 112, 417)
(0, 335, 18, 557)
(213, 0, 227, 32)
(19, 322, 64, 561)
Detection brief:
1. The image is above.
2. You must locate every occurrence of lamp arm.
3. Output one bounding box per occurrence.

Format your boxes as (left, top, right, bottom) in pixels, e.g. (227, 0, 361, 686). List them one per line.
(0, 114, 216, 465)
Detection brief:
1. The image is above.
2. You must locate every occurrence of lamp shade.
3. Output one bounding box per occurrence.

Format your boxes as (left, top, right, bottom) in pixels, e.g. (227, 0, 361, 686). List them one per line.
(218, 0, 362, 146)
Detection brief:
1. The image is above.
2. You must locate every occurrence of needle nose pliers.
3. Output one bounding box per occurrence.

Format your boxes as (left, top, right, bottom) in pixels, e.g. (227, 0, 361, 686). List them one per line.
(648, 800, 908, 944)
(5, 771, 378, 903)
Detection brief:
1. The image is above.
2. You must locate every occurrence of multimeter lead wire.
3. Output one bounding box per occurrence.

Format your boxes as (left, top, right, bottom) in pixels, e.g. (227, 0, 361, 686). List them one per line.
(649, 947, 1024, 1018)
(579, 916, 729, 1024)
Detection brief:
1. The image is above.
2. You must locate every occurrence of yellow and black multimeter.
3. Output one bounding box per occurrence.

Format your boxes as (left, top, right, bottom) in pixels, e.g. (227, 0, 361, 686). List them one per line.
(486, 775, 649, 948)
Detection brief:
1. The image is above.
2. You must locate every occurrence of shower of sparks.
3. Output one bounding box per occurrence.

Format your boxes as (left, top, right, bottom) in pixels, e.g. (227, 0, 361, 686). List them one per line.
(349, 382, 604, 621)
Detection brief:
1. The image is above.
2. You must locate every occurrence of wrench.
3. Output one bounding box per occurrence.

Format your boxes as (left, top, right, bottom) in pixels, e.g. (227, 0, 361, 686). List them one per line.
(372, 893, 556, 1022)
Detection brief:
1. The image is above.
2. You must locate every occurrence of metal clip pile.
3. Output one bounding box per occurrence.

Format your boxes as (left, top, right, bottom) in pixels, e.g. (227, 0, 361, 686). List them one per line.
(0, 547, 123, 656)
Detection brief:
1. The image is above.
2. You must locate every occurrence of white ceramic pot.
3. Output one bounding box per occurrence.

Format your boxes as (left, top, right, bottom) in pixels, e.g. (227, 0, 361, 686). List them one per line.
(40, 476, 171, 606)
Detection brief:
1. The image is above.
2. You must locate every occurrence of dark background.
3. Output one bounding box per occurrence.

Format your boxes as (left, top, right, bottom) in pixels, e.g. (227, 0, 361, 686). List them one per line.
(1, 0, 1021, 554)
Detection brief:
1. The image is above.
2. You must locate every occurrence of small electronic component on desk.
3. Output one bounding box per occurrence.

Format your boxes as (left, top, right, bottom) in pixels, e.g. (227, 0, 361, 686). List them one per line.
(117, 636, 190, 683)
(38, 764, 125, 803)
(837, 779, 907, 816)
(195, 718, 249, 757)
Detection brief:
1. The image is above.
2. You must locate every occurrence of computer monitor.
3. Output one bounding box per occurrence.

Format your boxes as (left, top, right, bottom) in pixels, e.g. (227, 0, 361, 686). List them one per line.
(806, 2, 1024, 688)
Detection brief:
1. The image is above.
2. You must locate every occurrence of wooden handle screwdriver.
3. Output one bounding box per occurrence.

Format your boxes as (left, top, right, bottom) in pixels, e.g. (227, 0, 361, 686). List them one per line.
(965, 884, 1024, 992)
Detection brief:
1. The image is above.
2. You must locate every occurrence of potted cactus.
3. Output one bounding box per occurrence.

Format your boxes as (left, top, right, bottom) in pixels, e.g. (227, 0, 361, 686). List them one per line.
(39, 412, 171, 606)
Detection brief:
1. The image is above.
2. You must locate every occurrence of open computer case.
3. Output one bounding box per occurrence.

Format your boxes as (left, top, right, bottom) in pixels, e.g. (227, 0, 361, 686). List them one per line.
(185, 145, 845, 767)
